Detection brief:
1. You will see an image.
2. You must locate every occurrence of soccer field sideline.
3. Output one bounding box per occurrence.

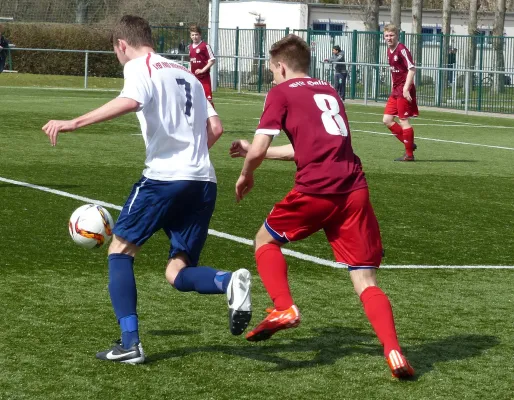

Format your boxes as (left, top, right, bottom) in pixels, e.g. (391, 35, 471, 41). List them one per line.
(2, 176, 513, 270)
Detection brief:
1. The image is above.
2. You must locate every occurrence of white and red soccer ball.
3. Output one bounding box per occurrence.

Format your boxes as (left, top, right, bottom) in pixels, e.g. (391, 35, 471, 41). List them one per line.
(69, 204, 114, 249)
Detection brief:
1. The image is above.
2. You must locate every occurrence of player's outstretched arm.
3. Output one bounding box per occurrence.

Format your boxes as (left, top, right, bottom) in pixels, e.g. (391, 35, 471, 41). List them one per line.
(235, 134, 273, 202)
(42, 97, 139, 146)
(230, 140, 294, 161)
(207, 115, 223, 149)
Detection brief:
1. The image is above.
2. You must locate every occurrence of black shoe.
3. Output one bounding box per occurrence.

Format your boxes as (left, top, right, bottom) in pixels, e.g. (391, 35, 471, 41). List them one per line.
(96, 340, 145, 364)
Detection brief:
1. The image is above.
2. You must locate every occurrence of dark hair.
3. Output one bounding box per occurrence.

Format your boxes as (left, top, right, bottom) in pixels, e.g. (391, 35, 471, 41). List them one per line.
(269, 34, 310, 73)
(333, 45, 341, 52)
(111, 15, 153, 48)
(189, 24, 201, 35)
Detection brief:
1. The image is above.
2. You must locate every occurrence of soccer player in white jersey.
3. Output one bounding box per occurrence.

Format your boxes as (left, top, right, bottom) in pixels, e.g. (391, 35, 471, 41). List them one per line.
(42, 15, 252, 364)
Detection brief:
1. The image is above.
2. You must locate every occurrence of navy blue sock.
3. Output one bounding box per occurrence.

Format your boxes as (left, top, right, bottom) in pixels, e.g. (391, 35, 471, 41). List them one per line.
(174, 267, 232, 294)
(108, 253, 139, 349)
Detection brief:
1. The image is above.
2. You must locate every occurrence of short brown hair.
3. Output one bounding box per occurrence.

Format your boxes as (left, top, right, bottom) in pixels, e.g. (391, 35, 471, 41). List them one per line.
(111, 15, 153, 48)
(269, 34, 310, 73)
(189, 24, 201, 35)
(383, 24, 399, 35)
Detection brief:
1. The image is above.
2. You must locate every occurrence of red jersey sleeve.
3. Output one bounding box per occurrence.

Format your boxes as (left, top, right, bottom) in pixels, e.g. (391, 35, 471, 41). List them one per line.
(399, 45, 415, 69)
(205, 44, 215, 61)
(256, 87, 287, 136)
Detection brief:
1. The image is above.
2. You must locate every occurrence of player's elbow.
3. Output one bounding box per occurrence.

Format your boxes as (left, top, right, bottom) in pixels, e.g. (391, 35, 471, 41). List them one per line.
(207, 116, 223, 149)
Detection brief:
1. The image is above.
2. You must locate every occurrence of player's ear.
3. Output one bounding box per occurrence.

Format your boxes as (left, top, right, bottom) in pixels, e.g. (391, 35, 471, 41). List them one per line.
(279, 62, 287, 78)
(117, 39, 128, 54)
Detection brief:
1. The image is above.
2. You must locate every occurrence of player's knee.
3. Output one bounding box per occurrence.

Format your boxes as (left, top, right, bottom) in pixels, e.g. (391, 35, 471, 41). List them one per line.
(349, 268, 378, 296)
(382, 115, 393, 126)
(108, 235, 138, 256)
(165, 260, 187, 286)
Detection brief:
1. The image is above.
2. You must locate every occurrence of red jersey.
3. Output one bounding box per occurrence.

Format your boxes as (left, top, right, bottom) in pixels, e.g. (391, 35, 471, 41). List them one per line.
(189, 41, 215, 79)
(387, 43, 415, 96)
(256, 78, 367, 195)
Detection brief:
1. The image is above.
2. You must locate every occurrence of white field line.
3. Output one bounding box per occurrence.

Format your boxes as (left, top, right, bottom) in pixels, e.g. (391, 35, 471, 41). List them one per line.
(1, 176, 513, 270)
(0, 85, 120, 92)
(250, 118, 514, 150)
(353, 129, 514, 150)
(350, 122, 512, 129)
(349, 111, 514, 129)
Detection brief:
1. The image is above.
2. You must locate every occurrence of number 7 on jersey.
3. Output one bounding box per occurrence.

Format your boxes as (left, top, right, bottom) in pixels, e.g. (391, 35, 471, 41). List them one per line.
(176, 78, 193, 116)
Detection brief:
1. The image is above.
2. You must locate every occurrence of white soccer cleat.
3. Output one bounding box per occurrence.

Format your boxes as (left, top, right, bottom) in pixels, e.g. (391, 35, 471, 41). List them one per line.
(227, 268, 252, 335)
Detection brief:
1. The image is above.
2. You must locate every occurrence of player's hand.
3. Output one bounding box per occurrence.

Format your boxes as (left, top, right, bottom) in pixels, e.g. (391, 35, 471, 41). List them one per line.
(235, 173, 254, 203)
(195, 69, 202, 75)
(229, 140, 251, 158)
(42, 120, 77, 146)
(403, 88, 412, 102)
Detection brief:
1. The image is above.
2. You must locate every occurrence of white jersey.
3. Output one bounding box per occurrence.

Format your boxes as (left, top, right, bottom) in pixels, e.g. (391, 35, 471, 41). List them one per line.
(119, 53, 216, 182)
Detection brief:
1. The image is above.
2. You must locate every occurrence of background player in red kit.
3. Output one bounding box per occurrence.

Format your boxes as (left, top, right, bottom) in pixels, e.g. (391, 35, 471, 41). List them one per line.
(189, 24, 215, 105)
(382, 24, 418, 161)
(230, 34, 414, 379)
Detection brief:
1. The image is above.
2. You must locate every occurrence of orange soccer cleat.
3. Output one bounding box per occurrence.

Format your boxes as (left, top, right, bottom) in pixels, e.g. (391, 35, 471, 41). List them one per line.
(245, 305, 301, 342)
(387, 349, 415, 379)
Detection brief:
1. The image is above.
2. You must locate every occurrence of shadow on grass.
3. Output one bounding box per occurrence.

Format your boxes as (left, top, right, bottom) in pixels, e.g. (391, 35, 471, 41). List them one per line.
(146, 326, 378, 369)
(147, 329, 201, 336)
(146, 327, 499, 377)
(405, 334, 500, 379)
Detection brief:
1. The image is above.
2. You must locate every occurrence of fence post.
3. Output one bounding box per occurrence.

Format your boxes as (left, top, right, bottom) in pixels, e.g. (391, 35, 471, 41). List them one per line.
(364, 65, 368, 105)
(7, 47, 13, 70)
(158, 33, 164, 54)
(437, 34, 443, 107)
(477, 36, 485, 112)
(257, 26, 264, 93)
(351, 30, 358, 99)
(285, 27, 289, 36)
(234, 27, 240, 90)
(464, 70, 470, 114)
(374, 31, 380, 102)
(84, 51, 89, 89)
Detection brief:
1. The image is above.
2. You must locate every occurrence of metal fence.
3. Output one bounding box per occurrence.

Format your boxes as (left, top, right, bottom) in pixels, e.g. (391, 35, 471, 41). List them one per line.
(2, 27, 514, 114)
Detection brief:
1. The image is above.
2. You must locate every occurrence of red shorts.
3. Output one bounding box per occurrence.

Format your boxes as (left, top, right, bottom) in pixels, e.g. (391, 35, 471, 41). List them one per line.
(197, 75, 212, 101)
(265, 188, 383, 268)
(384, 94, 419, 119)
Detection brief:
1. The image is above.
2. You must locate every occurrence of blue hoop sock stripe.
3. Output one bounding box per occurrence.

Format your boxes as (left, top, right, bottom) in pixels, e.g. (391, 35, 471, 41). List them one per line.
(108, 253, 139, 348)
(174, 266, 231, 294)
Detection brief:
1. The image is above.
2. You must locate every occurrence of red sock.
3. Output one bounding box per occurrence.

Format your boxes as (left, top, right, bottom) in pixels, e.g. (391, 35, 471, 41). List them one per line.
(403, 127, 414, 157)
(360, 286, 401, 357)
(387, 122, 404, 143)
(255, 244, 293, 311)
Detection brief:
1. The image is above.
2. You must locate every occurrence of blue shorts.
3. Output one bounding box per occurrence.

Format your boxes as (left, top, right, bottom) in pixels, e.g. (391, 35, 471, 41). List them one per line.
(113, 177, 217, 266)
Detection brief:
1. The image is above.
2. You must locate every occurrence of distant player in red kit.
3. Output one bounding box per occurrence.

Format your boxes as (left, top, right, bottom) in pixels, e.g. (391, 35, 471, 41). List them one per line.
(189, 24, 215, 105)
(383, 24, 418, 161)
(230, 34, 414, 379)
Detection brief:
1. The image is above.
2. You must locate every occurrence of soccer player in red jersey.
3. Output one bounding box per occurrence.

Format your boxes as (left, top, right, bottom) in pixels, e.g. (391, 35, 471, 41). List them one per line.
(230, 34, 414, 379)
(383, 24, 418, 161)
(189, 24, 215, 106)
